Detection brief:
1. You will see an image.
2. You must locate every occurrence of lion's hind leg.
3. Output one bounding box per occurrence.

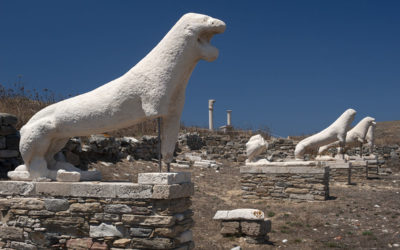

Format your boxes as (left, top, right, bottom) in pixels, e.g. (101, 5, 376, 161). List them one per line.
(45, 138, 69, 169)
(29, 157, 53, 179)
(19, 121, 57, 179)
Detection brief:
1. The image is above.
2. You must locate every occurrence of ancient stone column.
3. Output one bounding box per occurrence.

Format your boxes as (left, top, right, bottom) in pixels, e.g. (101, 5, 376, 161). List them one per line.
(226, 110, 232, 126)
(208, 99, 216, 131)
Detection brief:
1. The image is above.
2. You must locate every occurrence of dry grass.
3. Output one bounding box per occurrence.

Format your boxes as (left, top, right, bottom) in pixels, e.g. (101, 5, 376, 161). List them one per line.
(0, 83, 54, 129)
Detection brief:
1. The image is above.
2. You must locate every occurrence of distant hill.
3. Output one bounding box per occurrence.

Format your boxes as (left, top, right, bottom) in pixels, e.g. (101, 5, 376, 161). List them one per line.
(375, 120, 400, 145)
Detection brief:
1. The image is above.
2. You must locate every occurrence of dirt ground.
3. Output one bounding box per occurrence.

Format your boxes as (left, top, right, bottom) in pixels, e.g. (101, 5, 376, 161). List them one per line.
(94, 160, 400, 250)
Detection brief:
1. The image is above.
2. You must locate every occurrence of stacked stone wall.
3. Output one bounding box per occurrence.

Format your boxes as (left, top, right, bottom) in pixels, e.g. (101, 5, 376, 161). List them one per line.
(329, 167, 351, 183)
(0, 173, 194, 249)
(0, 113, 21, 178)
(240, 166, 330, 202)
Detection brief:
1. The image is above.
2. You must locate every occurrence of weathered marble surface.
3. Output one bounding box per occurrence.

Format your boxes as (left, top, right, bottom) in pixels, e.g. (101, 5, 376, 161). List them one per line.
(11, 13, 226, 181)
(246, 134, 268, 162)
(318, 116, 375, 154)
(213, 209, 265, 221)
(366, 121, 376, 154)
(294, 109, 356, 160)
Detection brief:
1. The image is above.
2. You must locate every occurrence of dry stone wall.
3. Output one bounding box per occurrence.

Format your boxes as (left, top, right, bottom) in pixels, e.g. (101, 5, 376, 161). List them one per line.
(240, 166, 330, 202)
(0, 113, 21, 178)
(179, 132, 250, 162)
(180, 133, 296, 163)
(62, 135, 168, 167)
(328, 164, 351, 183)
(0, 173, 194, 249)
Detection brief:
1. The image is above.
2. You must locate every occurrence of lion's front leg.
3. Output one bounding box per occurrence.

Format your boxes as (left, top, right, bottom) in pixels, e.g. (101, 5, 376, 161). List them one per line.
(159, 89, 185, 169)
(160, 113, 181, 166)
(337, 141, 346, 159)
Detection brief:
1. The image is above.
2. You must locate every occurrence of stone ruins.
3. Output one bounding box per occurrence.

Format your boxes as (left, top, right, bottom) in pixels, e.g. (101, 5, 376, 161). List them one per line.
(208, 99, 216, 131)
(219, 110, 233, 133)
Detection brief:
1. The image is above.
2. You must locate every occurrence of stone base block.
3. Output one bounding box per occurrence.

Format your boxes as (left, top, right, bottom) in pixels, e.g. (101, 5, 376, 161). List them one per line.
(0, 175, 194, 249)
(241, 220, 271, 236)
(213, 209, 271, 244)
(324, 162, 351, 183)
(241, 165, 329, 201)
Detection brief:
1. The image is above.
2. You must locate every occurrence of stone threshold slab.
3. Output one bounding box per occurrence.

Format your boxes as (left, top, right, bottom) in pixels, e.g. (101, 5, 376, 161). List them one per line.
(213, 209, 264, 221)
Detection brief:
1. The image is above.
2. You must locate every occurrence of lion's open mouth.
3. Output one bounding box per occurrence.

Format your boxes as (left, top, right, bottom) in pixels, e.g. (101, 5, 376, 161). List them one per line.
(197, 32, 215, 47)
(197, 20, 226, 48)
(196, 18, 226, 61)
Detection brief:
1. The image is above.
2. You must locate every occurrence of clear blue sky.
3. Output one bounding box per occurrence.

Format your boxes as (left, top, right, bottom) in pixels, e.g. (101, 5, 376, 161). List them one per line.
(1, 1, 399, 137)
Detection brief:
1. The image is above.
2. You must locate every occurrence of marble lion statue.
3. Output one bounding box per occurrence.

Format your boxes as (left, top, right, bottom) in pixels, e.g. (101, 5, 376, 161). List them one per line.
(294, 108, 356, 160)
(9, 13, 226, 181)
(318, 116, 375, 155)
